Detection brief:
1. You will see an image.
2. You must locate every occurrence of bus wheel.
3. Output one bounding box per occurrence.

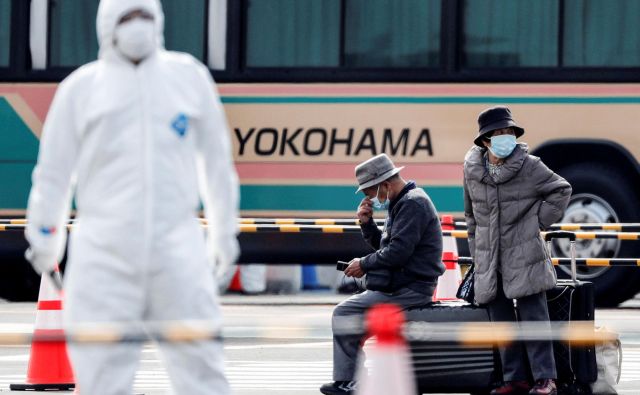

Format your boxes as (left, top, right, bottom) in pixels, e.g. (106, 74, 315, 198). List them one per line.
(553, 164, 640, 307)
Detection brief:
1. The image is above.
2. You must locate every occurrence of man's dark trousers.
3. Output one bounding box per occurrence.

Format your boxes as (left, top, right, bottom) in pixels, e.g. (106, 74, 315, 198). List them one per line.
(331, 286, 434, 381)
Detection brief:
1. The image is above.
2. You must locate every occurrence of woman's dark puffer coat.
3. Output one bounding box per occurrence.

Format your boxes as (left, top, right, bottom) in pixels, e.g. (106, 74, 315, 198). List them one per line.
(463, 144, 572, 304)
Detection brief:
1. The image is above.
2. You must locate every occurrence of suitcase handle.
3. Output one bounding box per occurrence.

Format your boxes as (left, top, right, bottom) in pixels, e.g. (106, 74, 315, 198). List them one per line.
(544, 231, 576, 242)
(545, 231, 578, 283)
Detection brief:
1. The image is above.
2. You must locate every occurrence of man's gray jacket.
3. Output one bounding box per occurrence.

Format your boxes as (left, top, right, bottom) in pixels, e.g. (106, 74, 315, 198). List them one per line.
(463, 144, 572, 304)
(360, 182, 445, 294)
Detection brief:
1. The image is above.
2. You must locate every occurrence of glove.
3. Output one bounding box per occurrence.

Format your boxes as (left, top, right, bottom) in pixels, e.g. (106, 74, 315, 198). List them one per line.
(213, 236, 240, 281)
(25, 248, 58, 275)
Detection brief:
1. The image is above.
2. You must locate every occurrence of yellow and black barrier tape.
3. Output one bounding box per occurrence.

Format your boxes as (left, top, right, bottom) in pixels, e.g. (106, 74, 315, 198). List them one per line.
(3, 222, 640, 240)
(237, 224, 360, 233)
(3, 218, 640, 232)
(441, 230, 640, 241)
(237, 218, 372, 226)
(0, 319, 617, 347)
(457, 256, 640, 267)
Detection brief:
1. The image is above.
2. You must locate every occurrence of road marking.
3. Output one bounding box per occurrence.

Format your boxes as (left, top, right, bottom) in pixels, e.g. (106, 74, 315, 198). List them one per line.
(1, 346, 638, 391)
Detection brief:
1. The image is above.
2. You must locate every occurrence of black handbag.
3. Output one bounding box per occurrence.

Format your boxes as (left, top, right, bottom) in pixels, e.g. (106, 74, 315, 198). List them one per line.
(456, 264, 476, 304)
(365, 269, 395, 293)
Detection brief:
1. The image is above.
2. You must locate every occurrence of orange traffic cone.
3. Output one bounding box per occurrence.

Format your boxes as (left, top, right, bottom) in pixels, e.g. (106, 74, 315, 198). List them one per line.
(229, 267, 243, 292)
(439, 215, 458, 254)
(433, 215, 463, 301)
(433, 251, 463, 301)
(356, 304, 416, 395)
(10, 269, 75, 391)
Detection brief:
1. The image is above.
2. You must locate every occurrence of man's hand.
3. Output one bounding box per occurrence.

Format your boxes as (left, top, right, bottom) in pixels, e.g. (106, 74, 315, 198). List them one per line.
(24, 248, 57, 275)
(344, 258, 365, 278)
(214, 236, 240, 281)
(357, 197, 373, 225)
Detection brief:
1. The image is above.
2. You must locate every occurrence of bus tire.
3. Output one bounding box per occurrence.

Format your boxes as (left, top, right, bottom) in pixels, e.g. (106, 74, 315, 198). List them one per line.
(556, 163, 640, 307)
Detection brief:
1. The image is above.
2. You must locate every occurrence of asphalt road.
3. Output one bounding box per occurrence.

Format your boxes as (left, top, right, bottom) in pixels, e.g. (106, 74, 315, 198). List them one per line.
(0, 293, 638, 394)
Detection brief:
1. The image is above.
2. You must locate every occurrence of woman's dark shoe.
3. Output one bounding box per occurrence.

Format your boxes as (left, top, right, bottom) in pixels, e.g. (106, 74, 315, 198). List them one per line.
(319, 380, 358, 395)
(490, 380, 531, 395)
(529, 379, 557, 395)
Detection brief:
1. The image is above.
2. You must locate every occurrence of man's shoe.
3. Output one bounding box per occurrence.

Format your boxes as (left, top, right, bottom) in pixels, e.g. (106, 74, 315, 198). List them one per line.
(490, 380, 531, 395)
(319, 381, 358, 395)
(529, 379, 557, 395)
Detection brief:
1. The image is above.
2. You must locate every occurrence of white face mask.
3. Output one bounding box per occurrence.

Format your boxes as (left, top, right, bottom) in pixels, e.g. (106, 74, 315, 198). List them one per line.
(370, 184, 390, 210)
(114, 18, 156, 62)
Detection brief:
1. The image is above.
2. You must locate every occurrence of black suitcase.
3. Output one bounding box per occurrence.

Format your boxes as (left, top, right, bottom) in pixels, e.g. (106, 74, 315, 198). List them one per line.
(404, 231, 597, 394)
(404, 302, 498, 394)
(545, 232, 598, 393)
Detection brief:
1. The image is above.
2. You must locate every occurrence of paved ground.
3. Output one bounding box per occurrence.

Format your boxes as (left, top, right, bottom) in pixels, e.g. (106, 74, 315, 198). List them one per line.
(0, 293, 638, 394)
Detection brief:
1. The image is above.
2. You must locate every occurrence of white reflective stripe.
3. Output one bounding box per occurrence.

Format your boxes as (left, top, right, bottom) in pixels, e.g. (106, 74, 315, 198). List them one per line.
(34, 310, 64, 330)
(442, 235, 458, 255)
(29, 0, 48, 70)
(38, 274, 61, 301)
(208, 0, 227, 70)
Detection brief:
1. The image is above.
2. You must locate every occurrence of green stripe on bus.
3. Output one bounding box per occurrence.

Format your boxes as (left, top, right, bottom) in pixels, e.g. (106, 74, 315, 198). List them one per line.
(0, 163, 34, 209)
(239, 185, 463, 212)
(222, 96, 640, 104)
(0, 98, 40, 160)
(0, 98, 39, 208)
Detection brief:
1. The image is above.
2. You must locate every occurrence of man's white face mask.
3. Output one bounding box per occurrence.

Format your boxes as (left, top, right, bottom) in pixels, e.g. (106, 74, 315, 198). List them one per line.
(114, 18, 155, 62)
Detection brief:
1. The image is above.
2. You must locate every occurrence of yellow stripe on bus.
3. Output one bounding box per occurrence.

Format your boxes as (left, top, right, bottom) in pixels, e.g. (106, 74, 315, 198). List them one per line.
(279, 225, 300, 232)
(560, 224, 581, 231)
(275, 219, 295, 225)
(239, 224, 258, 232)
(577, 233, 596, 239)
(603, 224, 622, 231)
(10, 219, 27, 224)
(239, 219, 255, 224)
(0, 225, 4, 231)
(321, 226, 344, 233)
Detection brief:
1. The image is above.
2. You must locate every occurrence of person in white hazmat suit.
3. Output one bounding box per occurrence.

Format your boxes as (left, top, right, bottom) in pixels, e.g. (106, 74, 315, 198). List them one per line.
(24, 0, 238, 393)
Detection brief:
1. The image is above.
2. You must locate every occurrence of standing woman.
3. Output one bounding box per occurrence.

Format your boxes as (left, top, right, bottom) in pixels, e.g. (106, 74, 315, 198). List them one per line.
(463, 106, 572, 395)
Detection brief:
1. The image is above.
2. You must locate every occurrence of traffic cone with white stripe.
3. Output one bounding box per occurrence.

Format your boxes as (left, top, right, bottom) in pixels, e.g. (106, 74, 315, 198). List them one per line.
(433, 215, 462, 301)
(10, 267, 75, 391)
(356, 304, 416, 395)
(433, 251, 462, 301)
(440, 215, 458, 255)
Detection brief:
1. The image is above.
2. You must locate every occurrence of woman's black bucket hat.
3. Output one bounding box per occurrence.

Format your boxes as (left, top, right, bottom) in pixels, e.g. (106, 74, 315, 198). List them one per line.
(474, 106, 525, 147)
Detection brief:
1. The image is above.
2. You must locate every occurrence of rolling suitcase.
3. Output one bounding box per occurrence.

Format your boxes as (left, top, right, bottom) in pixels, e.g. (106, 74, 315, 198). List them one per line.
(404, 301, 498, 394)
(545, 231, 598, 393)
(405, 231, 597, 394)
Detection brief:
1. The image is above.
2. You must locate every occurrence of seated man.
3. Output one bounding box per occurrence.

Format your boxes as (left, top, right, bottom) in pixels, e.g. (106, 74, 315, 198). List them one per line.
(320, 153, 445, 395)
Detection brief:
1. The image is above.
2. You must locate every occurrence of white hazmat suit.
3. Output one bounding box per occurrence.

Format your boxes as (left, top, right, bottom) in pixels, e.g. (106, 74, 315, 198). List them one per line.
(25, 0, 238, 393)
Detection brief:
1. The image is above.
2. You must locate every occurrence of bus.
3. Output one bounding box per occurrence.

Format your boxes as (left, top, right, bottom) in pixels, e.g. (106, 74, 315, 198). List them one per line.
(1, 0, 639, 306)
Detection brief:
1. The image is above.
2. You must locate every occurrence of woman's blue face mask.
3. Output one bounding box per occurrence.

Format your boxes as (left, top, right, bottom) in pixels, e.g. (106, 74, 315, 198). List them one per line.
(489, 134, 517, 158)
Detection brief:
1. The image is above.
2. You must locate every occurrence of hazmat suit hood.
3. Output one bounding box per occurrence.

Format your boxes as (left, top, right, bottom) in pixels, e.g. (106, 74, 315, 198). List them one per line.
(96, 0, 165, 60)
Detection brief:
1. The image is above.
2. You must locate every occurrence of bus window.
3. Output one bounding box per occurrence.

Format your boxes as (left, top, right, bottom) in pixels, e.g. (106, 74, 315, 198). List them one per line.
(344, 0, 441, 68)
(48, 0, 207, 68)
(563, 0, 640, 67)
(49, 0, 100, 67)
(246, 0, 441, 69)
(0, 0, 9, 67)
(462, 0, 559, 67)
(246, 0, 341, 67)
(162, 0, 207, 61)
